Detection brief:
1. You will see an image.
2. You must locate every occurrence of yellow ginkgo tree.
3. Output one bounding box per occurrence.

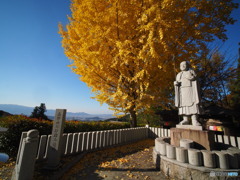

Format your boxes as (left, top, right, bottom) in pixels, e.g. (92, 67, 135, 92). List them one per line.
(59, 0, 238, 127)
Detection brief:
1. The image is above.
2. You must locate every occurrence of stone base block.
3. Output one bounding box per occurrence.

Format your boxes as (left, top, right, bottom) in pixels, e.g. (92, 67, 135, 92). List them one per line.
(170, 128, 215, 150)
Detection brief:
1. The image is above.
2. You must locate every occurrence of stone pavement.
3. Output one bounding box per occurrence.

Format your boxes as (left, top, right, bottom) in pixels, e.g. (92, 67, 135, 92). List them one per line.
(61, 139, 169, 180)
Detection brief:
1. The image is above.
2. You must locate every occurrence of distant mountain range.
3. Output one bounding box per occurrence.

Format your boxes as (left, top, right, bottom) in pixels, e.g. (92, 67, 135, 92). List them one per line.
(0, 104, 114, 121)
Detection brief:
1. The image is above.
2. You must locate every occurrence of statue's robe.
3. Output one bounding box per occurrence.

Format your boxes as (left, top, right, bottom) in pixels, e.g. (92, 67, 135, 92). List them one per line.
(174, 69, 201, 115)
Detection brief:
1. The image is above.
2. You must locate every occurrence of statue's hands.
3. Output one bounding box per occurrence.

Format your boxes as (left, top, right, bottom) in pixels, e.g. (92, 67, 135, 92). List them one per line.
(174, 81, 181, 86)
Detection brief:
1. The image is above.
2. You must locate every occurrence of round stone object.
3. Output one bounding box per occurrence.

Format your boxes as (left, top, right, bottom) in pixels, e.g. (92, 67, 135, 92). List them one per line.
(159, 141, 167, 156)
(176, 147, 188, 163)
(166, 144, 176, 159)
(222, 150, 239, 169)
(188, 148, 202, 166)
(213, 151, 229, 169)
(180, 139, 194, 148)
(201, 150, 216, 168)
(155, 138, 164, 153)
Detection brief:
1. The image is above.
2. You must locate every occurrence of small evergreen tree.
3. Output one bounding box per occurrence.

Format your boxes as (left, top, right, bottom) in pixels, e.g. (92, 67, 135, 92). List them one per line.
(30, 103, 48, 120)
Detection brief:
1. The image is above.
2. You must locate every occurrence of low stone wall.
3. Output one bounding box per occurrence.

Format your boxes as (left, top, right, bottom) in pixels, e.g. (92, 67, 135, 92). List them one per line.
(13, 127, 149, 179)
(153, 137, 240, 179)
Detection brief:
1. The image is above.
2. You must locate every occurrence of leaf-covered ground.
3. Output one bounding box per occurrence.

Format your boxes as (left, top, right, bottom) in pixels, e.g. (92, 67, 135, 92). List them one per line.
(0, 139, 169, 180)
(62, 139, 169, 180)
(0, 159, 15, 180)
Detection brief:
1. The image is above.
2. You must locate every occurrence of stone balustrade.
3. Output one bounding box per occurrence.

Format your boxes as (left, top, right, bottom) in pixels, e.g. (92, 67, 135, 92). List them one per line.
(153, 137, 240, 170)
(17, 127, 148, 162)
(12, 126, 240, 180)
(13, 126, 149, 180)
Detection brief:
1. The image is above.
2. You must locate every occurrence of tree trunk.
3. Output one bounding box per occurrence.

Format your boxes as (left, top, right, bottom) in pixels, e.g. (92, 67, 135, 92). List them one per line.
(129, 110, 137, 127)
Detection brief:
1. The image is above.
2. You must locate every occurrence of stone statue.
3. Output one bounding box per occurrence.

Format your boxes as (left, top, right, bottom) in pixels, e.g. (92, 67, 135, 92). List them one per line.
(174, 61, 201, 126)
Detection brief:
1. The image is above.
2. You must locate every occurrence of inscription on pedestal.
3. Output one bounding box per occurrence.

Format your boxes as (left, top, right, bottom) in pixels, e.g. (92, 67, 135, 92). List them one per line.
(46, 109, 66, 169)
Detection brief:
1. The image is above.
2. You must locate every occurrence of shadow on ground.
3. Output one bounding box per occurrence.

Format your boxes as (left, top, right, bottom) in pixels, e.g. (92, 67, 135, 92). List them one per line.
(60, 139, 168, 180)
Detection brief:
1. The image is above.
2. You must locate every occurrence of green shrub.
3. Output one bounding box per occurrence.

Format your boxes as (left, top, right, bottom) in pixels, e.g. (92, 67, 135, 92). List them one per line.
(0, 115, 52, 156)
(64, 121, 130, 133)
(0, 115, 130, 157)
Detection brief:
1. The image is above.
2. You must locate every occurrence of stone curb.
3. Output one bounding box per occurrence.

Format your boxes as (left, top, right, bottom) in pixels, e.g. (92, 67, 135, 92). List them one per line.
(160, 153, 240, 173)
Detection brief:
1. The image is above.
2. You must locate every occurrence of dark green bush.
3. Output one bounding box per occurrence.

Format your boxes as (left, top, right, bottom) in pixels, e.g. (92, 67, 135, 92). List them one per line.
(0, 115, 130, 157)
(0, 115, 52, 156)
(64, 121, 130, 133)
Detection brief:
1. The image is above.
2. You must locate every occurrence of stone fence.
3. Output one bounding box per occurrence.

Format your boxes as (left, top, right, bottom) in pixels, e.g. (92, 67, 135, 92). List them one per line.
(19, 127, 148, 162)
(12, 126, 240, 179)
(12, 127, 148, 179)
(148, 127, 171, 138)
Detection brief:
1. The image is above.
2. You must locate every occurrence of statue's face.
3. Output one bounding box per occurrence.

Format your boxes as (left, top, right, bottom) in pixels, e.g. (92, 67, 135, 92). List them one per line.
(180, 61, 188, 71)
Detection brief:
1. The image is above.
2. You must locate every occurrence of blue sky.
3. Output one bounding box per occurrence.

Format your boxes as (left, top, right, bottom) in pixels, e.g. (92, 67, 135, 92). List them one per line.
(0, 0, 239, 114)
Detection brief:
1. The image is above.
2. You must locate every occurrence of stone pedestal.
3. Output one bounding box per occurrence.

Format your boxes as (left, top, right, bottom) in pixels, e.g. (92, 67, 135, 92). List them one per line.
(170, 128, 215, 150)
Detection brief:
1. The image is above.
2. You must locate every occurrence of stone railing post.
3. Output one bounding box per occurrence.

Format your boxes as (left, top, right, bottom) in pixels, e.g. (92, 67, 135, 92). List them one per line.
(12, 129, 39, 180)
(145, 125, 149, 138)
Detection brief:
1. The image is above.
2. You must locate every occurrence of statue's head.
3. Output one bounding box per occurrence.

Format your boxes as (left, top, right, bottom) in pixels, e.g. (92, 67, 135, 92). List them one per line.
(180, 61, 190, 71)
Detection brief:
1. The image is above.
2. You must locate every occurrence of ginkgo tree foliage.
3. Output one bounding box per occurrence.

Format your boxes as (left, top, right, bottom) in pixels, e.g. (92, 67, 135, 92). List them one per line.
(59, 0, 238, 127)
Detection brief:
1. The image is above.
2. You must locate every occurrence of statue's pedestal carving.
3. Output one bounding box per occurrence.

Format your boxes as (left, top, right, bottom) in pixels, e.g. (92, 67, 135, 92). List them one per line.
(170, 128, 215, 150)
